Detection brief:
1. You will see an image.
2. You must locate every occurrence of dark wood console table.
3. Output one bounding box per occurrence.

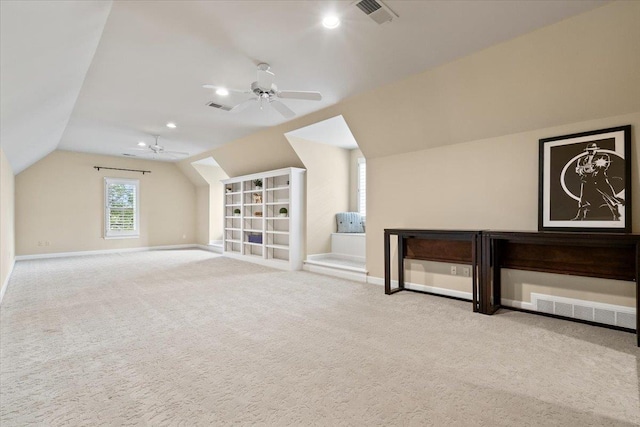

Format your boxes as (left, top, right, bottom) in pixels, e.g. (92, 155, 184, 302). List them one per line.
(384, 229, 482, 312)
(482, 231, 640, 345)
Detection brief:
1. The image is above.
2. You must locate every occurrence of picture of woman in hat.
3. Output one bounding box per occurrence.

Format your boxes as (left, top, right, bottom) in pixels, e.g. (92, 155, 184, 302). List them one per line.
(573, 142, 625, 221)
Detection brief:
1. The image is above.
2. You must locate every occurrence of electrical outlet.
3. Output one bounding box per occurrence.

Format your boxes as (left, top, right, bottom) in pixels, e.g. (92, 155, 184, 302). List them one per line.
(37, 241, 43, 247)
(450, 266, 457, 275)
(45, 241, 51, 246)
(462, 267, 470, 277)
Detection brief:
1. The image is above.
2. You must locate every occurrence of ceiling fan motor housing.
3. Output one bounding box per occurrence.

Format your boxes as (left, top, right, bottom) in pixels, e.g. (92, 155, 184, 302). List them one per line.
(251, 81, 276, 98)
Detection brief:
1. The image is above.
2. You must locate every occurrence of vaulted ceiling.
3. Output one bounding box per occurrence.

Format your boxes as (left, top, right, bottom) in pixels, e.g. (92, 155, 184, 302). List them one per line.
(1, 0, 606, 173)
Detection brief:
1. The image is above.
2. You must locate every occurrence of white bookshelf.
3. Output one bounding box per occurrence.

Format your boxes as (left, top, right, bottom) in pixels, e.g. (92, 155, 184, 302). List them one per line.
(221, 167, 305, 270)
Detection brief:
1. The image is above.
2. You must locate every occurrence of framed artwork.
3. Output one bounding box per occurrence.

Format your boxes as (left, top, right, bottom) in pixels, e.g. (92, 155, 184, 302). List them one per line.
(538, 125, 631, 233)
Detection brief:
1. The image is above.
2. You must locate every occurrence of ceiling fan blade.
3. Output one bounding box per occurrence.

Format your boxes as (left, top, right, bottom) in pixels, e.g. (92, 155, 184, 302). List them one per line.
(277, 90, 322, 101)
(162, 150, 190, 157)
(270, 100, 295, 118)
(257, 69, 275, 90)
(230, 97, 257, 113)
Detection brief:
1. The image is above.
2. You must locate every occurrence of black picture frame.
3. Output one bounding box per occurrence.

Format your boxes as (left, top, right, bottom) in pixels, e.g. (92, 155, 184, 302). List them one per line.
(538, 125, 631, 233)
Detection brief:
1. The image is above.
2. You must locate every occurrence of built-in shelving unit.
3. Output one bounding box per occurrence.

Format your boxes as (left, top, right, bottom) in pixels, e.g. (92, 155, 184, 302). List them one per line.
(222, 167, 305, 270)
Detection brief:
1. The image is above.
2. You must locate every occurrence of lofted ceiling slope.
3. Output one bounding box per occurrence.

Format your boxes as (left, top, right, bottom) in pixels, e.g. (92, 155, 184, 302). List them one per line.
(0, 0, 112, 173)
(1, 1, 607, 173)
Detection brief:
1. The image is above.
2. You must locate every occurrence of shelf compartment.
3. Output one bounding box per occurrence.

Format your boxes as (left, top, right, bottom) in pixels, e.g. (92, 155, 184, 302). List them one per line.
(221, 167, 304, 270)
(265, 244, 289, 250)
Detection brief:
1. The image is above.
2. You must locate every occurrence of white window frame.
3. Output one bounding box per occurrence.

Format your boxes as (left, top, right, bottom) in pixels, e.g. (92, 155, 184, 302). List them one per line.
(104, 177, 140, 239)
(357, 157, 366, 217)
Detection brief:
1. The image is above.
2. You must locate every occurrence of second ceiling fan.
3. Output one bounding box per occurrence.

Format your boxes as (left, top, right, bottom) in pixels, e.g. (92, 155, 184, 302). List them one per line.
(203, 63, 322, 118)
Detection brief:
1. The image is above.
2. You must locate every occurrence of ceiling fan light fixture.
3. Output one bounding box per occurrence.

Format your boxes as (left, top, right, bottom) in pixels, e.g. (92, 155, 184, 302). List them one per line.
(322, 15, 340, 29)
(203, 63, 323, 119)
(166, 122, 177, 128)
(215, 87, 229, 96)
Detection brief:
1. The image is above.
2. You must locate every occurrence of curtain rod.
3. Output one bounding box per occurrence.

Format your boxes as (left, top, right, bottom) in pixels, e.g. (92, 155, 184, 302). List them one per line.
(94, 166, 151, 175)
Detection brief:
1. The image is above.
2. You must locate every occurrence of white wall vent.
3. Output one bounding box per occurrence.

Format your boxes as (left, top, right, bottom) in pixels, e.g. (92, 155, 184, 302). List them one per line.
(354, 0, 398, 25)
(531, 293, 636, 329)
(207, 102, 233, 112)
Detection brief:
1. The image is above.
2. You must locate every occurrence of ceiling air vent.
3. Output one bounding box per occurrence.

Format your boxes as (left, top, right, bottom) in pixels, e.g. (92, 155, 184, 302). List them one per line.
(354, 0, 398, 25)
(207, 102, 233, 112)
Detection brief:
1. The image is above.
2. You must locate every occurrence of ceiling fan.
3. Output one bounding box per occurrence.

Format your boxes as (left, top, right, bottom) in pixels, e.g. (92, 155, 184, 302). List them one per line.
(130, 136, 189, 159)
(203, 63, 322, 118)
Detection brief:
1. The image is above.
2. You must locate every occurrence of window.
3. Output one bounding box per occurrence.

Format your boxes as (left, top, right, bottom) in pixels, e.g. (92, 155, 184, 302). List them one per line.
(105, 178, 139, 238)
(357, 158, 366, 217)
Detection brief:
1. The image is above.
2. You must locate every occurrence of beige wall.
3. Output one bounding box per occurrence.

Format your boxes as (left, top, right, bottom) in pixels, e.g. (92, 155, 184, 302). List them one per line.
(288, 136, 350, 255)
(208, 130, 304, 178)
(207, 166, 227, 242)
(15, 150, 197, 255)
(1, 148, 15, 294)
(192, 163, 228, 243)
(375, 111, 639, 307)
(349, 148, 364, 213)
(195, 186, 210, 245)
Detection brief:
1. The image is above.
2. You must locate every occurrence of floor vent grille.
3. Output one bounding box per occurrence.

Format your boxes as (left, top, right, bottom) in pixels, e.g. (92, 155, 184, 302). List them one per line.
(532, 293, 635, 329)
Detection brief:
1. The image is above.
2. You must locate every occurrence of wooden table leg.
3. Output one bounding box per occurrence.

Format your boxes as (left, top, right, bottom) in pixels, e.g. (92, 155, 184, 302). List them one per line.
(636, 242, 639, 347)
(384, 231, 391, 295)
(398, 235, 405, 290)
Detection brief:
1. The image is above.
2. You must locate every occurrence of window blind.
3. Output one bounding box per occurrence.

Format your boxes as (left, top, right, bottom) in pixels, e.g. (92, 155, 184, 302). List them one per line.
(105, 178, 139, 238)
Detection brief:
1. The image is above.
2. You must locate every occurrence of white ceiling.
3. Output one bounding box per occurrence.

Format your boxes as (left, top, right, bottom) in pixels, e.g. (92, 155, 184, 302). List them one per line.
(286, 115, 359, 150)
(1, 0, 606, 173)
(0, 0, 112, 173)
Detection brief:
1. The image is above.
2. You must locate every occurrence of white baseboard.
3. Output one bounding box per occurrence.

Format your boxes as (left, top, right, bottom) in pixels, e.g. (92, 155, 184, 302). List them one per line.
(303, 263, 368, 282)
(0, 258, 15, 305)
(367, 276, 473, 301)
(197, 244, 223, 254)
(15, 244, 202, 261)
(366, 276, 385, 286)
(306, 252, 366, 264)
(500, 298, 534, 310)
(304, 259, 366, 275)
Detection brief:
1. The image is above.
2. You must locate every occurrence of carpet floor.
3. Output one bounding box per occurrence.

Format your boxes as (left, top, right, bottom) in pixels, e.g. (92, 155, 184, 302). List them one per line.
(1, 249, 638, 426)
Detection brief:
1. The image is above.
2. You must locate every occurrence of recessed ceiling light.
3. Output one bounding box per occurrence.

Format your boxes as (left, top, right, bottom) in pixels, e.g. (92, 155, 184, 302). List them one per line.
(216, 88, 229, 96)
(322, 15, 340, 29)
(137, 141, 146, 147)
(166, 122, 177, 128)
